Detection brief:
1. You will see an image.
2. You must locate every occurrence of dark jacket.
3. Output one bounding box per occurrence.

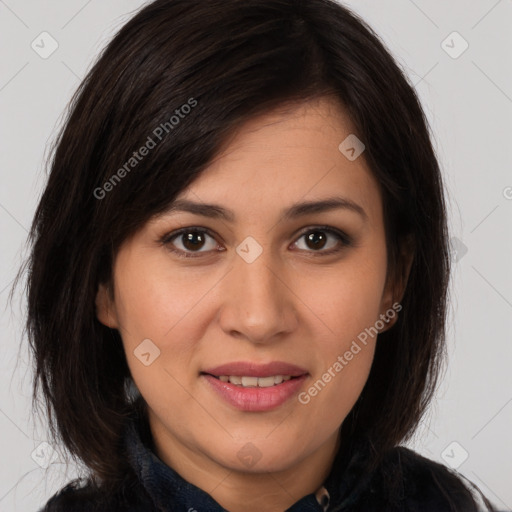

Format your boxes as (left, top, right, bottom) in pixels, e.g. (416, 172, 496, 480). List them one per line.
(40, 408, 494, 512)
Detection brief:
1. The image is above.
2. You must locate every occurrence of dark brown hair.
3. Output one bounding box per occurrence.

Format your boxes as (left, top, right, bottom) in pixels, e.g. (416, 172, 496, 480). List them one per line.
(18, 0, 494, 509)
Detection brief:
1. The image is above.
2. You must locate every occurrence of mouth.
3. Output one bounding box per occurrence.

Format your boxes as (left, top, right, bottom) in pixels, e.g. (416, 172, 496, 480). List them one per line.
(200, 361, 309, 412)
(201, 373, 299, 388)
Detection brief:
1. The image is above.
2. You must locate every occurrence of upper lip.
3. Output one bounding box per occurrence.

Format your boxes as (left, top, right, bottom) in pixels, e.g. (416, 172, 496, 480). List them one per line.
(202, 361, 308, 378)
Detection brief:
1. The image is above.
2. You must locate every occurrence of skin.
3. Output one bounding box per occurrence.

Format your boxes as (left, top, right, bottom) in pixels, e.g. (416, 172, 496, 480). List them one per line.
(96, 96, 411, 512)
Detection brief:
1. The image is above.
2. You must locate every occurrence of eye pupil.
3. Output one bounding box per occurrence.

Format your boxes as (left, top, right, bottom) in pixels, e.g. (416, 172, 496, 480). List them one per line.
(306, 231, 327, 250)
(183, 232, 205, 251)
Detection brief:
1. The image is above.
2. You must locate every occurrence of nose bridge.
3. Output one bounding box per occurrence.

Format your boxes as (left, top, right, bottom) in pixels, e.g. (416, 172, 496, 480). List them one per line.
(218, 238, 295, 342)
(234, 240, 282, 314)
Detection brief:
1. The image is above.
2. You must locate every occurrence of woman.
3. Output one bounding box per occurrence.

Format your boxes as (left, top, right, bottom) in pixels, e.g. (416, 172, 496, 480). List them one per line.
(23, 0, 496, 510)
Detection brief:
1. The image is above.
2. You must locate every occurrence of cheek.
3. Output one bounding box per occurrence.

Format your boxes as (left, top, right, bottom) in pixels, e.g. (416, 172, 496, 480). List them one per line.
(113, 264, 206, 416)
(293, 255, 385, 410)
(297, 280, 379, 421)
(299, 258, 387, 343)
(113, 254, 212, 343)
(110, 259, 207, 398)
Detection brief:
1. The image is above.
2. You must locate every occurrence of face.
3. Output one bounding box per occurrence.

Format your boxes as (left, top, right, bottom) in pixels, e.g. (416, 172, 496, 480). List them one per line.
(96, 96, 401, 476)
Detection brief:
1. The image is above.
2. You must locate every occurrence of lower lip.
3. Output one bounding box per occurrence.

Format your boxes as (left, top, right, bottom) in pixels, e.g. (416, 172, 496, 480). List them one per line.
(201, 374, 308, 412)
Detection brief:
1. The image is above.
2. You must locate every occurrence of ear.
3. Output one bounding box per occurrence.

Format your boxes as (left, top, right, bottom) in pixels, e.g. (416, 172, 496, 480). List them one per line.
(378, 235, 415, 332)
(95, 282, 119, 329)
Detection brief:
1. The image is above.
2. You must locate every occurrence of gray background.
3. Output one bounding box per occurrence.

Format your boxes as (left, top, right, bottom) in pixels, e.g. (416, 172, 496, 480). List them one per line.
(1, 0, 511, 510)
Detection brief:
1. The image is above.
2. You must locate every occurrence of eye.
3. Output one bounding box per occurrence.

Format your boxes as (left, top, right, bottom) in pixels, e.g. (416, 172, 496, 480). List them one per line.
(161, 228, 222, 258)
(291, 226, 352, 255)
(161, 225, 352, 259)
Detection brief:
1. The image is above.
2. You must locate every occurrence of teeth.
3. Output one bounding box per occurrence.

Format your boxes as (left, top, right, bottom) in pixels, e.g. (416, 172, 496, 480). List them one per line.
(230, 376, 242, 385)
(216, 375, 294, 387)
(256, 376, 276, 387)
(241, 376, 259, 387)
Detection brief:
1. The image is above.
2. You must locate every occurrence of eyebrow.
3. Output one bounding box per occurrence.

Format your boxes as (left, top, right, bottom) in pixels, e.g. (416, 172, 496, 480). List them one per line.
(163, 196, 368, 223)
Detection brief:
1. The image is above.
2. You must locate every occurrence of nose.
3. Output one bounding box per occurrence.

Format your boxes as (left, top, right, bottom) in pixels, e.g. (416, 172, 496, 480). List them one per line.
(217, 245, 298, 345)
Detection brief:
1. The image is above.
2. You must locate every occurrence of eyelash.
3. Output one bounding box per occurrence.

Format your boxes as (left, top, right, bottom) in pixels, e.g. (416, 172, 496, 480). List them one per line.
(159, 225, 353, 259)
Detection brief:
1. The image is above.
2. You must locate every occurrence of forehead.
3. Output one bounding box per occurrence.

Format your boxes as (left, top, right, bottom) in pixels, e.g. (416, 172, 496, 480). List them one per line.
(169, 97, 382, 226)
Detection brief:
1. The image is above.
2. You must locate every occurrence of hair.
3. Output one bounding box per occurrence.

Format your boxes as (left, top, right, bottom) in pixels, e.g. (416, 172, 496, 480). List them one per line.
(18, 0, 495, 510)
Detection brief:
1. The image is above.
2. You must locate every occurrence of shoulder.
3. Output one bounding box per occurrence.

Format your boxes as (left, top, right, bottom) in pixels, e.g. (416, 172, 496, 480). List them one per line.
(363, 446, 492, 512)
(38, 477, 151, 512)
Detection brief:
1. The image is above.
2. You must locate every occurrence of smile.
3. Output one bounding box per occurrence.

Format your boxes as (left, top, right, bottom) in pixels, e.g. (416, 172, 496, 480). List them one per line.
(215, 375, 293, 387)
(201, 373, 308, 412)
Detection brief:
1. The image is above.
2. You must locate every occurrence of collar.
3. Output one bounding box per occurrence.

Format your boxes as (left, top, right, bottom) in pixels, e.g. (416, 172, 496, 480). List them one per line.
(124, 406, 374, 512)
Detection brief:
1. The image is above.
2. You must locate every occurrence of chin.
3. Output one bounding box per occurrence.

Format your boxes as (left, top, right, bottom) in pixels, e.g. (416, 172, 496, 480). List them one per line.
(210, 438, 305, 474)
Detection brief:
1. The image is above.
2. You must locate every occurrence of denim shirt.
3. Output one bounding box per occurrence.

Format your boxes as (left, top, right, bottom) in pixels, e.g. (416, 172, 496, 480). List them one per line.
(41, 408, 492, 512)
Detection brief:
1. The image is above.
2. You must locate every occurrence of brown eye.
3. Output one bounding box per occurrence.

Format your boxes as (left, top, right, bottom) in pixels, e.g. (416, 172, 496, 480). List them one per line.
(292, 227, 352, 255)
(181, 231, 207, 251)
(161, 225, 352, 259)
(162, 228, 219, 258)
(304, 231, 328, 250)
